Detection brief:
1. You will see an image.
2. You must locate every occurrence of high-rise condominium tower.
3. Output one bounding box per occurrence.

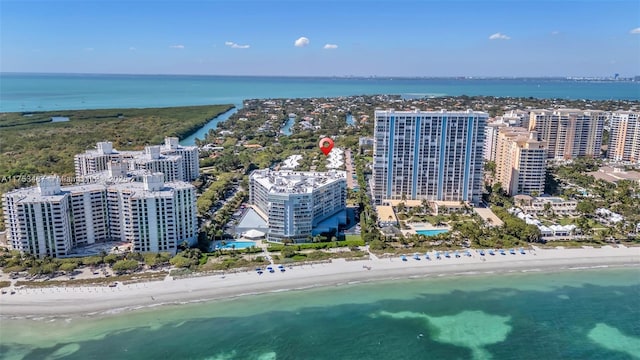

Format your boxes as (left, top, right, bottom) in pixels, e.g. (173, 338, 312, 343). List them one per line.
(373, 109, 487, 205)
(494, 127, 547, 196)
(528, 109, 605, 160)
(608, 111, 640, 163)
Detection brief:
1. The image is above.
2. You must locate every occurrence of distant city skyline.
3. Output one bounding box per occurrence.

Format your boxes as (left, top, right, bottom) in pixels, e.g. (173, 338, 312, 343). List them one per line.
(1, 0, 639, 77)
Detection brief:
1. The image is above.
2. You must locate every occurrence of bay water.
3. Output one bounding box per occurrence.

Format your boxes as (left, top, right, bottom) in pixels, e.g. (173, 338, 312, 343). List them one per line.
(2, 74, 639, 114)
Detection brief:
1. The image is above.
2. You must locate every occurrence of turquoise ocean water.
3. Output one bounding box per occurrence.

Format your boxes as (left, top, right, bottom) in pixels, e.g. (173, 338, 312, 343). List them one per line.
(1, 267, 639, 360)
(1, 73, 639, 113)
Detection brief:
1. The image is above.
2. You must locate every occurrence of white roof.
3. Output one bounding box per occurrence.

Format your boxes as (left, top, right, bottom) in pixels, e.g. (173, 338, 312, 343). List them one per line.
(244, 229, 265, 239)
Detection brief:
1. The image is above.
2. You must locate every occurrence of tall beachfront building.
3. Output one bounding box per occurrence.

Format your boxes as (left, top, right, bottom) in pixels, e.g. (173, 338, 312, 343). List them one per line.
(494, 127, 547, 196)
(372, 109, 487, 205)
(2, 177, 73, 257)
(74, 141, 123, 176)
(106, 174, 198, 253)
(608, 111, 640, 163)
(528, 109, 605, 160)
(2, 174, 197, 257)
(484, 122, 508, 162)
(130, 146, 184, 183)
(74, 137, 199, 182)
(249, 169, 346, 243)
(162, 137, 200, 181)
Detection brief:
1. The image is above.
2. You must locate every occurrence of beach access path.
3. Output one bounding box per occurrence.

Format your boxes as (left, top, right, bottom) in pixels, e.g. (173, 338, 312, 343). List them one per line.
(0, 245, 638, 318)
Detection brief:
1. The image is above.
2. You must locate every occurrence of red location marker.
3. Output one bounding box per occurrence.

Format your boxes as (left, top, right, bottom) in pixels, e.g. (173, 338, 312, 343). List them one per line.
(319, 137, 334, 156)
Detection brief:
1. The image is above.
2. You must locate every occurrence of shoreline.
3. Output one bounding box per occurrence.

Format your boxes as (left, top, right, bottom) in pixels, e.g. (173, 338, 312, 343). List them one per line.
(1, 246, 638, 319)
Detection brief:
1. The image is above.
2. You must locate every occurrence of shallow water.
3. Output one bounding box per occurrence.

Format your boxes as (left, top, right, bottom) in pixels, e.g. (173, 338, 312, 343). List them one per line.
(1, 267, 639, 360)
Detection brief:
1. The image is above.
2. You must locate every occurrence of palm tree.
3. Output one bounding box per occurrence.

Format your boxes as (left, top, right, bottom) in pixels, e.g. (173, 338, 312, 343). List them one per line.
(421, 199, 431, 215)
(397, 202, 406, 214)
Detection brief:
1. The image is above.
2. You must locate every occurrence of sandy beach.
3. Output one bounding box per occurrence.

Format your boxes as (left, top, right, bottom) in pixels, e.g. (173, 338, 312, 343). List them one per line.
(1, 245, 638, 318)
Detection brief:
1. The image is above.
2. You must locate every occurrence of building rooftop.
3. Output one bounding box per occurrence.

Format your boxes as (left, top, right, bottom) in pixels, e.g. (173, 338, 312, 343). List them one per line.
(236, 207, 269, 230)
(375, 109, 488, 116)
(5, 187, 68, 204)
(6, 176, 194, 203)
(281, 154, 303, 170)
(383, 199, 424, 207)
(473, 208, 504, 227)
(588, 166, 640, 183)
(108, 184, 189, 199)
(251, 169, 346, 194)
(376, 206, 397, 223)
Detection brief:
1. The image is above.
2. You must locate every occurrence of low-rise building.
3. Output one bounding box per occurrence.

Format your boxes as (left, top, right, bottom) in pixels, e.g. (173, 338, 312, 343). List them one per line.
(595, 208, 624, 224)
(514, 195, 578, 216)
(509, 208, 577, 239)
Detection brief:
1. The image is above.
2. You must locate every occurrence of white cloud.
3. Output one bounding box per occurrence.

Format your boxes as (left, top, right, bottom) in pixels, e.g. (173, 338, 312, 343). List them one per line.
(294, 37, 310, 47)
(169, 44, 185, 49)
(225, 41, 250, 49)
(630, 27, 640, 34)
(129, 47, 137, 51)
(84, 47, 94, 52)
(488, 32, 511, 40)
(551, 31, 560, 36)
(323, 44, 338, 49)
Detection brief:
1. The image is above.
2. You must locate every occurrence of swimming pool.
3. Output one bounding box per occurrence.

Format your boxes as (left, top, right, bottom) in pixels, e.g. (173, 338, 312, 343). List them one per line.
(416, 229, 449, 236)
(214, 241, 257, 250)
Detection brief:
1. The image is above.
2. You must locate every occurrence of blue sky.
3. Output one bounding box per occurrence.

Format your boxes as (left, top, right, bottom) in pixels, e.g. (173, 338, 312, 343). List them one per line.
(1, 0, 639, 77)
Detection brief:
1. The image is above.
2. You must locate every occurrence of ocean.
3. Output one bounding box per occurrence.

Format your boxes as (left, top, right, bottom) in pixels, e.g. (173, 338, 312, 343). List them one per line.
(1, 73, 639, 113)
(1, 267, 639, 360)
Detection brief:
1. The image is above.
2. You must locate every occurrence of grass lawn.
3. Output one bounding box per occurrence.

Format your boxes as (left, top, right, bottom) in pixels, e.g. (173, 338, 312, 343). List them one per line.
(556, 217, 601, 228)
(344, 234, 362, 242)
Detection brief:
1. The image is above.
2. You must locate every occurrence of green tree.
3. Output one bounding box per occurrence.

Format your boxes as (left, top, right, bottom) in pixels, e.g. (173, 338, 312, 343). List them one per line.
(576, 200, 596, 217)
(59, 262, 78, 273)
(103, 254, 119, 265)
(397, 202, 406, 214)
(170, 255, 193, 268)
(281, 246, 296, 258)
(143, 253, 161, 268)
(82, 256, 103, 267)
(369, 239, 386, 250)
(112, 259, 139, 273)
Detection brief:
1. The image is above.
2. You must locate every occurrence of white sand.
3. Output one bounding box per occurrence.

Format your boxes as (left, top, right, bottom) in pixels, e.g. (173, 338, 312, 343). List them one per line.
(1, 246, 638, 317)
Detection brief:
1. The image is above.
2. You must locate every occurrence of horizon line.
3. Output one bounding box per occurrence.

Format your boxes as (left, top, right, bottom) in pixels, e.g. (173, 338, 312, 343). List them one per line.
(1, 71, 637, 80)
